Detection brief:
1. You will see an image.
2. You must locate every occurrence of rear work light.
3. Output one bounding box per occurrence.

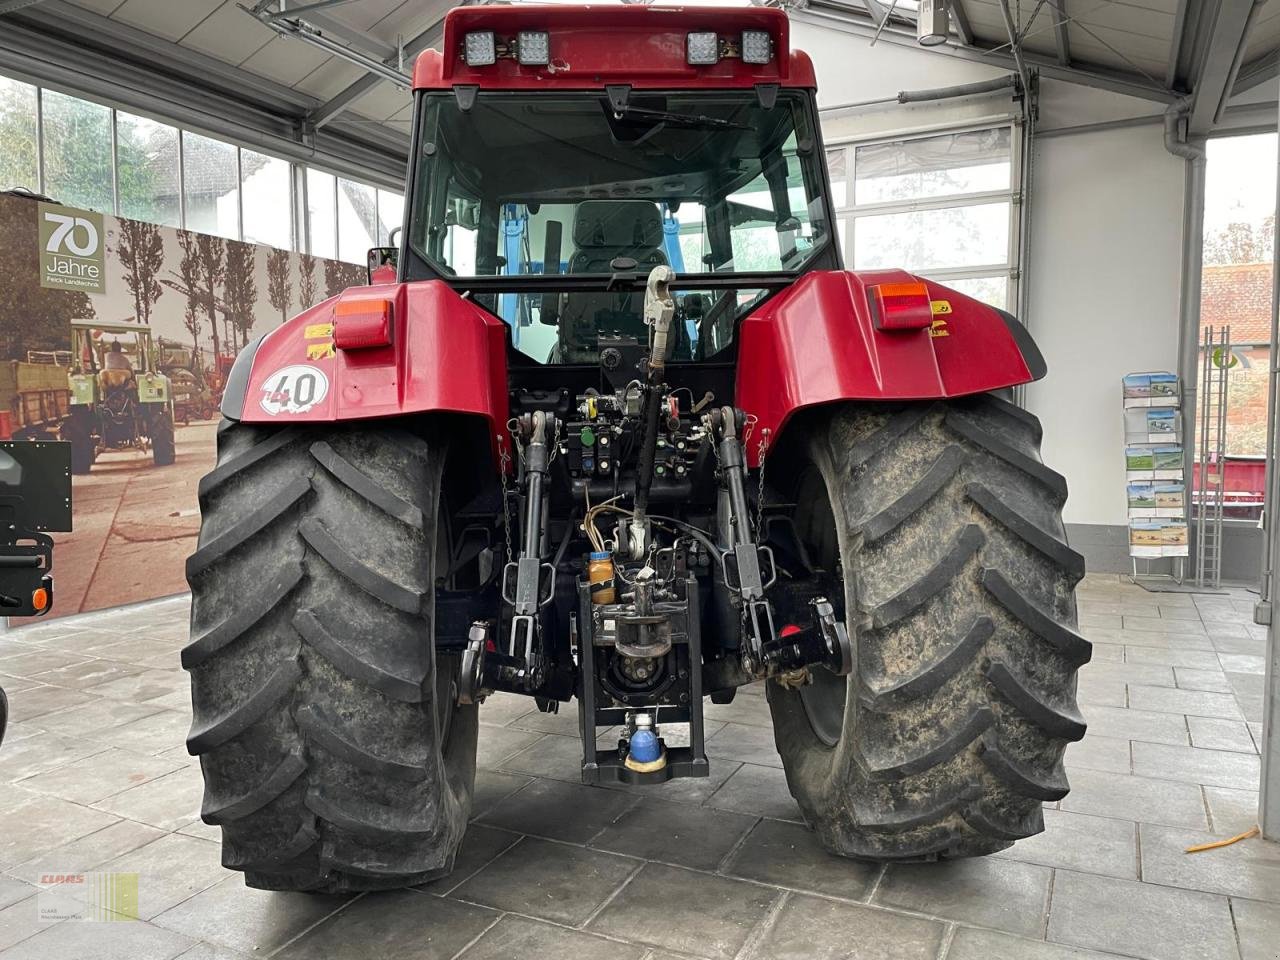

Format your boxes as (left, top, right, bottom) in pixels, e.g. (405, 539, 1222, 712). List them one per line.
(463, 31, 496, 66)
(334, 297, 393, 350)
(517, 30, 549, 65)
(686, 32, 720, 65)
(741, 30, 773, 64)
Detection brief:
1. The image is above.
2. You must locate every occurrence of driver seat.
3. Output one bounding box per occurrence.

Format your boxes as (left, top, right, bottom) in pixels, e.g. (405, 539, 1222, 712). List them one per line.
(558, 201, 668, 365)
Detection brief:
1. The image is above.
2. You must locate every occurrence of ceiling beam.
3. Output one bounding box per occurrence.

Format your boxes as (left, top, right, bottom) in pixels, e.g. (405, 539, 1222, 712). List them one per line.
(797, 4, 1177, 104)
(1233, 48, 1280, 96)
(1049, 0, 1070, 66)
(1166, 0, 1204, 91)
(950, 0, 974, 46)
(0, 0, 408, 185)
(308, 12, 448, 128)
(0, 0, 45, 14)
(1186, 0, 1264, 134)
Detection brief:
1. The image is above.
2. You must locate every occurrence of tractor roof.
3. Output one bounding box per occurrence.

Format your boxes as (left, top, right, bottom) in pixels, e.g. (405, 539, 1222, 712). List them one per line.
(70, 320, 151, 334)
(413, 4, 814, 92)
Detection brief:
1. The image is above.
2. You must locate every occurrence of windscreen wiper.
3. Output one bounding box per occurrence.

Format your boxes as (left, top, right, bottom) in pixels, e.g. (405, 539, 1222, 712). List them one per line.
(613, 104, 751, 130)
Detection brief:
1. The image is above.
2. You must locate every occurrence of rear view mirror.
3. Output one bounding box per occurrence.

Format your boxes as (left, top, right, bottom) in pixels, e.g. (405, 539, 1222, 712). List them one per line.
(367, 247, 398, 285)
(540, 220, 563, 325)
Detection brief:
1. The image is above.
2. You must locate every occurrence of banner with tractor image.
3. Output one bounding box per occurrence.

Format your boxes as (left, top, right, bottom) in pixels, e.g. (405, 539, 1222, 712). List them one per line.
(0, 191, 367, 617)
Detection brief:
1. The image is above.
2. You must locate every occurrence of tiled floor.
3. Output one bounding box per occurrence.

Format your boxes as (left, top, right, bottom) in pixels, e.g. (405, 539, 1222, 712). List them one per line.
(0, 573, 1276, 960)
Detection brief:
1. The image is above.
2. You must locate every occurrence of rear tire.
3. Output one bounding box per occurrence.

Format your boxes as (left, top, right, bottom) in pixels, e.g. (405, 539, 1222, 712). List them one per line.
(768, 395, 1089, 860)
(184, 419, 477, 891)
(61, 411, 95, 475)
(150, 408, 176, 466)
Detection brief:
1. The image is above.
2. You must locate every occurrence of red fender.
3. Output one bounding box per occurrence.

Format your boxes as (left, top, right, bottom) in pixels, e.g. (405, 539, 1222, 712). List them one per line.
(735, 270, 1044, 467)
(225, 281, 510, 462)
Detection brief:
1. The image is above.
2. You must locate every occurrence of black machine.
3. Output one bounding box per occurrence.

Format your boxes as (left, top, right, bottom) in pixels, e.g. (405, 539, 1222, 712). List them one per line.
(0, 440, 72, 746)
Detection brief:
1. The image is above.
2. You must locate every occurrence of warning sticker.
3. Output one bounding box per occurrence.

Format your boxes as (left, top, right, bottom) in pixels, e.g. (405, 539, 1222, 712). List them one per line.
(304, 323, 334, 340)
(260, 364, 329, 416)
(306, 342, 336, 361)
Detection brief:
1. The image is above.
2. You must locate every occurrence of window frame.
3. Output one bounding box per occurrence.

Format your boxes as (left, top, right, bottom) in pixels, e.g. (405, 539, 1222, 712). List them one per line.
(825, 118, 1023, 311)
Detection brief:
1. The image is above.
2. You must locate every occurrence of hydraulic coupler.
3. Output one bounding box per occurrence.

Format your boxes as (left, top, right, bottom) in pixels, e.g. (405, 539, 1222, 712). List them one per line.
(503, 410, 556, 690)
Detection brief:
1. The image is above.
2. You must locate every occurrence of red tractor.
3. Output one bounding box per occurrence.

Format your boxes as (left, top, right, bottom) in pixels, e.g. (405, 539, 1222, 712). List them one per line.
(185, 5, 1088, 893)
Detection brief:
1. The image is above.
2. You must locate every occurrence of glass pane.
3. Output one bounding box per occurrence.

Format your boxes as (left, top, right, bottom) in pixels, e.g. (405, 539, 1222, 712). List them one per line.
(826, 148, 847, 209)
(116, 112, 179, 226)
(338, 178, 376, 264)
(0, 77, 38, 192)
(376, 188, 404, 245)
(241, 150, 291, 249)
(852, 202, 1009, 271)
(42, 90, 113, 212)
(930, 275, 1009, 311)
(855, 128, 1011, 205)
(307, 168, 336, 259)
(183, 132, 239, 239)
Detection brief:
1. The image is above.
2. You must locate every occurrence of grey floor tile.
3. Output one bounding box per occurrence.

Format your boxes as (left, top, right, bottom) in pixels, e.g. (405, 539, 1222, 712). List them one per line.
(874, 857, 1051, 938)
(475, 726, 543, 770)
(475, 692, 537, 727)
(0, 793, 119, 870)
(153, 875, 353, 955)
(753, 893, 944, 960)
(452, 836, 637, 925)
(704, 722, 783, 768)
(30, 659, 145, 690)
(1081, 661, 1175, 687)
(1203, 786, 1260, 834)
(603, 759, 743, 807)
(80, 637, 177, 666)
(1127, 685, 1244, 721)
(1089, 642, 1124, 662)
(1048, 869, 1237, 960)
(1075, 675, 1126, 708)
(498, 730, 617, 783)
(5, 685, 97, 723)
(1138, 823, 1280, 902)
(1211, 635, 1268, 657)
(1124, 648, 1221, 670)
(0, 915, 195, 960)
(477, 776, 636, 843)
(34, 697, 168, 739)
(0, 650, 92, 678)
(88, 709, 192, 757)
(469, 769, 532, 819)
(590, 798, 755, 872)
(91, 833, 227, 920)
(16, 747, 184, 805)
(946, 926, 1133, 960)
(457, 914, 644, 960)
(1232, 896, 1280, 960)
(996, 808, 1137, 880)
(1187, 716, 1257, 754)
(1064, 735, 1131, 775)
(0, 730, 111, 783)
(1074, 705, 1189, 746)
(703, 763, 800, 822)
(1217, 653, 1266, 674)
(588, 862, 775, 960)
(6, 818, 165, 884)
(1175, 668, 1234, 694)
(93, 766, 204, 830)
(170, 944, 252, 960)
(1122, 616, 1207, 635)
(703, 692, 774, 728)
(721, 817, 877, 899)
(1059, 768, 1208, 830)
(0, 896, 50, 953)
(1131, 741, 1261, 790)
(84, 669, 189, 703)
(0, 879, 31, 914)
(419, 823, 520, 894)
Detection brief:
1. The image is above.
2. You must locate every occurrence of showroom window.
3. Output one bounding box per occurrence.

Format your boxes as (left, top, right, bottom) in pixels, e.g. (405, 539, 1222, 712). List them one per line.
(0, 68, 405, 261)
(826, 125, 1019, 310)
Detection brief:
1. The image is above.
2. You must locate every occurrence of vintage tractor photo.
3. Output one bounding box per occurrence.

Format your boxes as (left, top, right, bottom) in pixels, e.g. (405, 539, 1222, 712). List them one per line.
(63, 320, 176, 474)
(186, 5, 1088, 893)
(158, 337, 217, 425)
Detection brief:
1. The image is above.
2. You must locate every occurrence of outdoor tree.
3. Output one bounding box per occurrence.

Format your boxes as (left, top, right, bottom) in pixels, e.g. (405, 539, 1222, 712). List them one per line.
(173, 232, 207, 380)
(0, 194, 96, 362)
(266, 248, 293, 326)
(115, 220, 165, 328)
(223, 241, 258, 350)
(299, 253, 319, 309)
(1204, 217, 1275, 265)
(195, 234, 226, 365)
(0, 79, 38, 193)
(324, 258, 365, 298)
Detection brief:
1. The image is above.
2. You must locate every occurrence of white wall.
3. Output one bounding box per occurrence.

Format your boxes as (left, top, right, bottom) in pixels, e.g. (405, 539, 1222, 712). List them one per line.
(1025, 124, 1185, 526)
(793, 17, 1189, 530)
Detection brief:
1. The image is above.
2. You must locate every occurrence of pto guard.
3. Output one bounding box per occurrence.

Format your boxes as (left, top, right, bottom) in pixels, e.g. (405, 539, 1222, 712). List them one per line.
(735, 269, 1044, 467)
(221, 281, 510, 460)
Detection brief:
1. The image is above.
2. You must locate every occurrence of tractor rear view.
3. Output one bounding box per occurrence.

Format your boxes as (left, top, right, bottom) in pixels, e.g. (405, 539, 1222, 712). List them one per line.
(185, 4, 1088, 894)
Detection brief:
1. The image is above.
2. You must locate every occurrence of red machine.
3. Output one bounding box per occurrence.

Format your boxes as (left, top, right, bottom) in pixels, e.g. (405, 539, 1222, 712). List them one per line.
(191, 5, 1086, 896)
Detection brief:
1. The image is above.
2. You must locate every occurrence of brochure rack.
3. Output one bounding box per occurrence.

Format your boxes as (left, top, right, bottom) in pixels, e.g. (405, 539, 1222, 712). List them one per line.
(1123, 371, 1187, 584)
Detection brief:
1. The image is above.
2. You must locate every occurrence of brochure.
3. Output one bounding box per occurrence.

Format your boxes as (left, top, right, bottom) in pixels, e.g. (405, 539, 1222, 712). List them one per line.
(1146, 408, 1177, 442)
(1149, 372, 1179, 407)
